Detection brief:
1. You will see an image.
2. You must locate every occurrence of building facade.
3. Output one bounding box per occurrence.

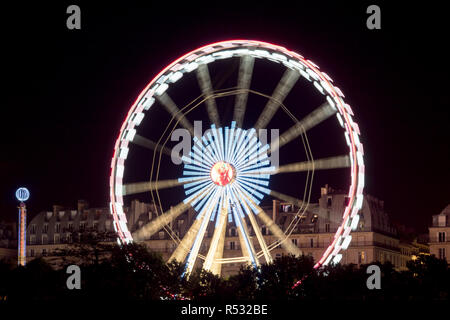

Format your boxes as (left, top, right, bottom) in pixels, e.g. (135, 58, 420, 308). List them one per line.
(25, 187, 428, 276)
(429, 204, 450, 264)
(0, 221, 17, 264)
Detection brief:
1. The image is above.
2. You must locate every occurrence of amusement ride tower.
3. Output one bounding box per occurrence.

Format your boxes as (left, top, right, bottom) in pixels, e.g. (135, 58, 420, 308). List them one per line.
(16, 187, 30, 266)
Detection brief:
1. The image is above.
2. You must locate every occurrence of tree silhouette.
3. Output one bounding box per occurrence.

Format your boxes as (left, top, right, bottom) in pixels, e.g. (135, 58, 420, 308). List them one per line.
(0, 246, 448, 301)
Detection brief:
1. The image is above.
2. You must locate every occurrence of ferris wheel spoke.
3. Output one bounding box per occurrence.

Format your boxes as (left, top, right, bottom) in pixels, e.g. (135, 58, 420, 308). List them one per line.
(156, 93, 194, 135)
(235, 143, 269, 171)
(168, 213, 205, 264)
(209, 219, 227, 275)
(132, 187, 211, 241)
(269, 189, 305, 208)
(203, 196, 228, 274)
(210, 126, 225, 161)
(230, 128, 253, 164)
(233, 131, 261, 167)
(122, 179, 184, 196)
(270, 102, 336, 154)
(272, 155, 351, 174)
(132, 201, 192, 241)
(190, 141, 216, 167)
(224, 123, 237, 163)
(184, 187, 221, 275)
(132, 134, 180, 162)
(253, 203, 303, 257)
(196, 64, 221, 127)
(228, 186, 260, 267)
(234, 186, 273, 264)
(183, 213, 209, 276)
(254, 68, 301, 130)
(233, 55, 255, 128)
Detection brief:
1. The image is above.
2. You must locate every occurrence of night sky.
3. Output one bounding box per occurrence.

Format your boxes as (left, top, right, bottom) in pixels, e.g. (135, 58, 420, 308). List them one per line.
(1, 1, 449, 234)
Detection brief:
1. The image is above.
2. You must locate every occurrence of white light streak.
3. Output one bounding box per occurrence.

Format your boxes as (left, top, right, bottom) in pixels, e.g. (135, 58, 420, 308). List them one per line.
(125, 128, 136, 142)
(155, 83, 169, 96)
(132, 112, 145, 126)
(341, 235, 352, 250)
(313, 81, 325, 95)
(168, 71, 183, 83)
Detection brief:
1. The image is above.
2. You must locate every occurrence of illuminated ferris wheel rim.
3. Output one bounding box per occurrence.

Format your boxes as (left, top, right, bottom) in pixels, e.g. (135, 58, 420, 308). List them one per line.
(109, 39, 365, 270)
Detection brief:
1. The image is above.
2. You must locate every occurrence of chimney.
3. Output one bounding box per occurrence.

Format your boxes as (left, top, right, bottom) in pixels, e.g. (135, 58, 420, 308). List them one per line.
(53, 205, 63, 215)
(321, 184, 328, 196)
(77, 200, 89, 212)
(273, 199, 280, 222)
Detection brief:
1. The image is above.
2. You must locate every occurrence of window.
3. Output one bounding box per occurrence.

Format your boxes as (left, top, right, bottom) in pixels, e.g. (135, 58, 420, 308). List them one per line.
(359, 219, 365, 230)
(358, 251, 366, 264)
(42, 249, 47, 256)
(67, 233, 72, 243)
(30, 224, 36, 234)
(42, 235, 48, 245)
(230, 228, 236, 237)
(327, 197, 332, 207)
(79, 222, 86, 231)
(158, 231, 165, 240)
(43, 224, 48, 233)
(45, 212, 53, 221)
(325, 223, 330, 232)
(261, 226, 266, 235)
(177, 219, 184, 227)
(93, 222, 98, 231)
(30, 249, 35, 257)
(438, 232, 446, 242)
(230, 241, 236, 250)
(439, 248, 446, 260)
(54, 234, 60, 244)
(292, 238, 298, 246)
(310, 238, 314, 248)
(68, 223, 73, 232)
(55, 223, 60, 233)
(30, 235, 36, 245)
(438, 215, 447, 227)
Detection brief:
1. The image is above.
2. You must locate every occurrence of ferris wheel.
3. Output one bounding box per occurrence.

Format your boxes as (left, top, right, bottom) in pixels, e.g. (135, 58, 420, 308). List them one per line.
(109, 40, 365, 277)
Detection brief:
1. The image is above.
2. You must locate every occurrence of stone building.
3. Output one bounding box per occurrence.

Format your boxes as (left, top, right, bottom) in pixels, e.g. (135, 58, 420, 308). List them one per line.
(25, 200, 115, 268)
(0, 221, 17, 264)
(429, 204, 450, 263)
(25, 186, 428, 276)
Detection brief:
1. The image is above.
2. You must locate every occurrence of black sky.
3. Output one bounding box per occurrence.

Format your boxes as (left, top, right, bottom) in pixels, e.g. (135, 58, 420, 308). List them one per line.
(1, 1, 449, 234)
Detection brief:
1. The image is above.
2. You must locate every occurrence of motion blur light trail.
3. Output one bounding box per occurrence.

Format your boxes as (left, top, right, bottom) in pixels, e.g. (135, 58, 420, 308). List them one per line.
(109, 40, 365, 281)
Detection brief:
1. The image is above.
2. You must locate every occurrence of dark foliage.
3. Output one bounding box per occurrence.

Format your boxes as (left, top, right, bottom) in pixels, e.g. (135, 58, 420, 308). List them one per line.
(0, 246, 448, 302)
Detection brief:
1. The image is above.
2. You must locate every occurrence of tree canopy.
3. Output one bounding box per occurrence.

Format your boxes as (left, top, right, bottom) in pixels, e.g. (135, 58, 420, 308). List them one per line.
(0, 244, 448, 302)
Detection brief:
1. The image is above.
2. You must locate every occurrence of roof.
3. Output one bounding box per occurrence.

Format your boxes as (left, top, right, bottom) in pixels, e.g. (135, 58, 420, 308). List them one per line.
(440, 204, 450, 215)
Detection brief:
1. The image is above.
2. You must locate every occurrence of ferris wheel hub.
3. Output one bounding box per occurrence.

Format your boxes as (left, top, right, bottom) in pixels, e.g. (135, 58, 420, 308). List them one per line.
(210, 161, 235, 186)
